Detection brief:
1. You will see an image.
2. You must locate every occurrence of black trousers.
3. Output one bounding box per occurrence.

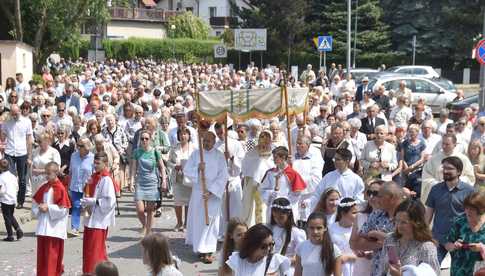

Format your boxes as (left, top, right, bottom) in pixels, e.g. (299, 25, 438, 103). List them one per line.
(1, 203, 20, 237)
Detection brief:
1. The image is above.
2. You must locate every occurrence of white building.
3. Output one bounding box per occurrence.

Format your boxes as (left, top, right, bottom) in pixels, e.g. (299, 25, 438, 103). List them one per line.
(156, 0, 247, 36)
(0, 41, 33, 87)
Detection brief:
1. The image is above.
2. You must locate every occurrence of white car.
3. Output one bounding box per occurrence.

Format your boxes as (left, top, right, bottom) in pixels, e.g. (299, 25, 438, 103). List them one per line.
(386, 65, 440, 79)
(368, 75, 456, 113)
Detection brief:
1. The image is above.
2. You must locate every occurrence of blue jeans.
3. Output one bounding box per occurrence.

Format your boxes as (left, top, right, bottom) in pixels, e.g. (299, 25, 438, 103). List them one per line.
(70, 191, 83, 231)
(5, 154, 28, 205)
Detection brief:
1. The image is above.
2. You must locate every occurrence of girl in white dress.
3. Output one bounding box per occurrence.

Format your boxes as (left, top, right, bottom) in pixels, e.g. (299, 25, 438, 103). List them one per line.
(313, 188, 341, 225)
(227, 223, 291, 276)
(329, 197, 358, 276)
(141, 233, 182, 276)
(218, 219, 248, 276)
(295, 212, 342, 276)
(269, 197, 307, 275)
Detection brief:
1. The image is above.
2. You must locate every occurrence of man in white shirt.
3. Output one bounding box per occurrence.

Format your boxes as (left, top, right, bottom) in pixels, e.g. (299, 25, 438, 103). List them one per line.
(0, 159, 23, 241)
(81, 152, 116, 274)
(421, 120, 441, 155)
(310, 148, 365, 210)
(0, 105, 33, 208)
(52, 102, 73, 129)
(15, 73, 30, 99)
(32, 162, 70, 276)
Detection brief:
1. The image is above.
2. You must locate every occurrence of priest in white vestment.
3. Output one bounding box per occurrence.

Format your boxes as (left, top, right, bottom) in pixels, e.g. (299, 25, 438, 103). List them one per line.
(292, 135, 324, 223)
(184, 131, 229, 263)
(214, 123, 245, 235)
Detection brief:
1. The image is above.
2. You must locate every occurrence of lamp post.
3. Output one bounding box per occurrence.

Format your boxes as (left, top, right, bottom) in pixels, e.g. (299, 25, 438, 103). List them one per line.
(346, 0, 351, 80)
(171, 24, 176, 60)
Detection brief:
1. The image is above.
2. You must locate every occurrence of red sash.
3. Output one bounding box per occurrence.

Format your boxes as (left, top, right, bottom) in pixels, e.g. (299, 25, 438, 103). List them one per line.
(33, 178, 71, 208)
(283, 165, 307, 192)
(85, 169, 118, 197)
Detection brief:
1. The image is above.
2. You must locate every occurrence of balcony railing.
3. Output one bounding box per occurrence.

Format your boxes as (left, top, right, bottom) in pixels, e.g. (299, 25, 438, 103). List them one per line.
(109, 7, 183, 22)
(209, 16, 238, 27)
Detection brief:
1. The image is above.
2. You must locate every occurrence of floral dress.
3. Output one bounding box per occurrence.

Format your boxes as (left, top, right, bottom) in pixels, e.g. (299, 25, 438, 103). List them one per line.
(447, 215, 485, 276)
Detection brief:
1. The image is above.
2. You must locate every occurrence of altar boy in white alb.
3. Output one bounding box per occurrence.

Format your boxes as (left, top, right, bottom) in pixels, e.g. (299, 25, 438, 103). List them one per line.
(184, 131, 229, 264)
(81, 152, 117, 274)
(32, 162, 71, 276)
(259, 146, 306, 222)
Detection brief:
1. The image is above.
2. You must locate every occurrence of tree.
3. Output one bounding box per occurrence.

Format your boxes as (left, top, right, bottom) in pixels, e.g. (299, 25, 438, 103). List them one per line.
(167, 11, 210, 40)
(307, 0, 394, 66)
(0, 0, 114, 69)
(380, 0, 482, 68)
(230, 0, 309, 66)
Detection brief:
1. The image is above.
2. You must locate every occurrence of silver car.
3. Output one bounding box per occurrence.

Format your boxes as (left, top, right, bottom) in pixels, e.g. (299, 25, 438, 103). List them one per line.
(386, 65, 440, 79)
(368, 75, 456, 113)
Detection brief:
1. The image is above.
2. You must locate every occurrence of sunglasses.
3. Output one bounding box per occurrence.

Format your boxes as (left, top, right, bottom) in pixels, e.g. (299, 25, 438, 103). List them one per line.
(141, 137, 150, 141)
(77, 144, 85, 148)
(42, 115, 50, 117)
(366, 190, 379, 197)
(58, 109, 65, 112)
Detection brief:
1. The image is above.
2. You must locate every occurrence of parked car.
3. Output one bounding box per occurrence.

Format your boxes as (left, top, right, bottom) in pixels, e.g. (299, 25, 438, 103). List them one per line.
(446, 94, 478, 121)
(367, 75, 456, 113)
(343, 68, 379, 83)
(386, 65, 440, 79)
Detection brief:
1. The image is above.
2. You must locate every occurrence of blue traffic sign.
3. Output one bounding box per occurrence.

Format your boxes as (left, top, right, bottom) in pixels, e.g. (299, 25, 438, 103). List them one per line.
(476, 39, 485, 65)
(318, 36, 333, 52)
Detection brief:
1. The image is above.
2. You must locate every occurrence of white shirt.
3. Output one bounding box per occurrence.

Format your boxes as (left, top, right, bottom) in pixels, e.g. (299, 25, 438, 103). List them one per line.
(32, 187, 69, 239)
(0, 171, 18, 204)
(389, 106, 413, 125)
(271, 225, 307, 257)
(310, 169, 365, 210)
(1, 117, 33, 156)
(296, 240, 342, 276)
(53, 114, 73, 129)
(84, 176, 116, 229)
(227, 252, 290, 276)
(330, 222, 354, 276)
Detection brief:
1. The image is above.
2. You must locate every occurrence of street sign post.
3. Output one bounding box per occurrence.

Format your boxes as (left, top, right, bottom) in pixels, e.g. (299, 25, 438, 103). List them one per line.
(317, 36, 333, 73)
(475, 39, 485, 65)
(214, 44, 227, 58)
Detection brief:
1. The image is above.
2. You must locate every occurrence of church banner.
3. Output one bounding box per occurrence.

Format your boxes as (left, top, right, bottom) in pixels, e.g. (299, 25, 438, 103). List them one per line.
(196, 88, 283, 121)
(285, 88, 310, 115)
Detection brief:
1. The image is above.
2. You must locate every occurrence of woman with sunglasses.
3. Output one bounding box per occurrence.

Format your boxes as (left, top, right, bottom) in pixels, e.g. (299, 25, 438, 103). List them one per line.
(226, 223, 290, 275)
(132, 130, 167, 236)
(350, 179, 384, 275)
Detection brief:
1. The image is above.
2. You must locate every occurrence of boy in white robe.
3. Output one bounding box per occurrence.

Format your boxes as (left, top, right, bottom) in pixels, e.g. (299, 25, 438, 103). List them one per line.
(81, 152, 116, 274)
(32, 162, 71, 276)
(259, 146, 306, 222)
(184, 131, 229, 263)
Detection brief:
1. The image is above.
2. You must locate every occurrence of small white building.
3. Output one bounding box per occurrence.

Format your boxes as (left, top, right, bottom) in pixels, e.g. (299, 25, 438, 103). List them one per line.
(0, 40, 33, 87)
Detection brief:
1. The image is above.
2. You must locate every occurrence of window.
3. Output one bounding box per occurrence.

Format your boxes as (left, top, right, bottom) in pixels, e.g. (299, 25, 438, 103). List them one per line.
(186, 6, 193, 13)
(398, 68, 413, 74)
(215, 31, 222, 36)
(414, 80, 439, 93)
(413, 68, 427, 75)
(209, 7, 217, 17)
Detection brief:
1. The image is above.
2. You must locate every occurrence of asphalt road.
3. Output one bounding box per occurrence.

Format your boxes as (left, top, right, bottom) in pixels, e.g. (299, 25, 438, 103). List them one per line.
(0, 194, 218, 276)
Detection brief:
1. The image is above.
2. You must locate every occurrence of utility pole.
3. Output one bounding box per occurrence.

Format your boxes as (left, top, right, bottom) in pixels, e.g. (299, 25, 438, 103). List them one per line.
(346, 0, 351, 80)
(353, 0, 358, 68)
(412, 35, 416, 66)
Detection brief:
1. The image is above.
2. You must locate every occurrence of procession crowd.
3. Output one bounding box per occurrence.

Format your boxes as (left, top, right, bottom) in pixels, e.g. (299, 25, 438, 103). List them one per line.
(0, 58, 484, 276)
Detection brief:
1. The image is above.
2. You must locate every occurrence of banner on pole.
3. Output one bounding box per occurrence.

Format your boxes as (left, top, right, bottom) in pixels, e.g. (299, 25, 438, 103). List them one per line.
(285, 88, 310, 115)
(197, 88, 282, 121)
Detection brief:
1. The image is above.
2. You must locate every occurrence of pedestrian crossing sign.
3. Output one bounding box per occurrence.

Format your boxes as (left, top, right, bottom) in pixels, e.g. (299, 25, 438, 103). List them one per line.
(318, 36, 333, 52)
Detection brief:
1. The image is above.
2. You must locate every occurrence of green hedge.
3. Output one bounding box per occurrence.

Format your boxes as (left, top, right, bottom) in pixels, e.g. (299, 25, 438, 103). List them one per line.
(102, 38, 219, 63)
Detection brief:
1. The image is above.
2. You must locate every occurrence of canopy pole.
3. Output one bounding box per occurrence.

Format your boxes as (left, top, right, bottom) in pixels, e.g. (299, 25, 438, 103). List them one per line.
(196, 91, 209, 226)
